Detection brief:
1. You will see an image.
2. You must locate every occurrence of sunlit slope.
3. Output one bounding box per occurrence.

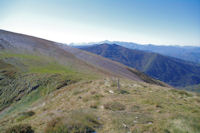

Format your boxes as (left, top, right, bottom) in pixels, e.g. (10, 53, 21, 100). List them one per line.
(0, 78, 200, 133)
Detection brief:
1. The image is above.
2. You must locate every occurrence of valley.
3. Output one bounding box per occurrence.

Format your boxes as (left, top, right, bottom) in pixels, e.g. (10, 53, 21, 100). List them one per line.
(80, 44, 200, 91)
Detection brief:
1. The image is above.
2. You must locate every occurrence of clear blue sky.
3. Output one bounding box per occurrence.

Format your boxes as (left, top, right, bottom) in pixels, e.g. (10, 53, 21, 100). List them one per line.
(0, 0, 200, 46)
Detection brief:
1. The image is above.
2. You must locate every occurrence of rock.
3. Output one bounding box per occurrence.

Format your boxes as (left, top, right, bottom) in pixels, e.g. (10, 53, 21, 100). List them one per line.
(147, 121, 153, 124)
(109, 90, 114, 94)
(122, 123, 128, 128)
(100, 105, 104, 109)
(133, 120, 137, 123)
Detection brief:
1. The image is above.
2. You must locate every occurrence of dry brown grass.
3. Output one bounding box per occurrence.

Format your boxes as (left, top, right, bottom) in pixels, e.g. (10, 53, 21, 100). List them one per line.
(1, 78, 200, 133)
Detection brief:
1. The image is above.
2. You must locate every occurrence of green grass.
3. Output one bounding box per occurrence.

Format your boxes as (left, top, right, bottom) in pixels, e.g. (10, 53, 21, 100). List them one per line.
(29, 63, 75, 74)
(104, 102, 126, 111)
(1, 78, 200, 132)
(1, 51, 200, 133)
(0, 51, 96, 120)
(0, 52, 42, 60)
(44, 110, 101, 133)
(5, 124, 34, 133)
(16, 111, 35, 122)
(165, 115, 200, 133)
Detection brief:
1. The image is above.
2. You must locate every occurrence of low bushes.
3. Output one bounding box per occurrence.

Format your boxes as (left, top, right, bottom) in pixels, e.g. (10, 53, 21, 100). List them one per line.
(45, 111, 101, 133)
(5, 124, 34, 133)
(170, 89, 192, 97)
(16, 111, 35, 122)
(115, 89, 130, 94)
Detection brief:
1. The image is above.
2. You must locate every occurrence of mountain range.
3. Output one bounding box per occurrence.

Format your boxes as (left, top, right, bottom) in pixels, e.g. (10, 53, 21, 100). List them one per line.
(75, 40, 200, 64)
(80, 44, 200, 91)
(0, 30, 200, 133)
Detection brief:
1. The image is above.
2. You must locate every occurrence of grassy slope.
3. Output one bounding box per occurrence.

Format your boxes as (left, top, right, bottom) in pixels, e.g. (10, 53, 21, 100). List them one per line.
(0, 78, 199, 133)
(0, 51, 199, 133)
(0, 51, 98, 119)
(0, 31, 199, 133)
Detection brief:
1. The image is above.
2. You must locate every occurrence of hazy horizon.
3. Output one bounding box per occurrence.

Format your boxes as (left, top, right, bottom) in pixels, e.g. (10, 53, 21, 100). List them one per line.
(0, 0, 200, 46)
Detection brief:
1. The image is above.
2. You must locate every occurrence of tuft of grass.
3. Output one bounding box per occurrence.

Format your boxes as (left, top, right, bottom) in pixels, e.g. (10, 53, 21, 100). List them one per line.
(129, 105, 141, 112)
(111, 81, 118, 87)
(5, 124, 34, 133)
(90, 101, 100, 109)
(92, 94, 104, 101)
(104, 102, 126, 111)
(166, 115, 200, 133)
(115, 89, 130, 94)
(45, 111, 101, 133)
(170, 89, 193, 97)
(16, 111, 35, 122)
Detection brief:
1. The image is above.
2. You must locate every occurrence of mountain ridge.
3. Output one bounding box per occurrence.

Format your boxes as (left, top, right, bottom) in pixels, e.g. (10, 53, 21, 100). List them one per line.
(75, 40, 200, 64)
(80, 43, 200, 90)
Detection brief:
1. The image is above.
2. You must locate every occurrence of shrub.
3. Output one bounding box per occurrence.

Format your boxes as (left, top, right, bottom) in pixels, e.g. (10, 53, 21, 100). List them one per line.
(20, 111, 35, 116)
(90, 101, 100, 109)
(5, 124, 34, 133)
(129, 105, 140, 112)
(90, 103, 98, 109)
(45, 111, 101, 133)
(16, 111, 35, 122)
(115, 89, 130, 94)
(104, 102, 126, 111)
(90, 104, 98, 109)
(92, 94, 104, 100)
(178, 90, 192, 97)
(170, 89, 192, 97)
(111, 81, 117, 87)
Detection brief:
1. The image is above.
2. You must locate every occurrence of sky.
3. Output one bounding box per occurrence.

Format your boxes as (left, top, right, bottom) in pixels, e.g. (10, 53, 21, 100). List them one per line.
(0, 0, 200, 46)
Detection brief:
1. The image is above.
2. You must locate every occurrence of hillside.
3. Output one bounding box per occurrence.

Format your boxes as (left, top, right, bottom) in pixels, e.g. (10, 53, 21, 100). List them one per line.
(0, 30, 200, 133)
(0, 30, 165, 114)
(80, 44, 200, 90)
(1, 77, 200, 133)
(0, 30, 166, 84)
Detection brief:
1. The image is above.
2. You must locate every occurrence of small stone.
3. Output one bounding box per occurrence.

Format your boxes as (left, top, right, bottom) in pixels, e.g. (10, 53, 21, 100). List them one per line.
(122, 123, 127, 128)
(109, 90, 114, 94)
(100, 105, 104, 109)
(147, 121, 153, 124)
